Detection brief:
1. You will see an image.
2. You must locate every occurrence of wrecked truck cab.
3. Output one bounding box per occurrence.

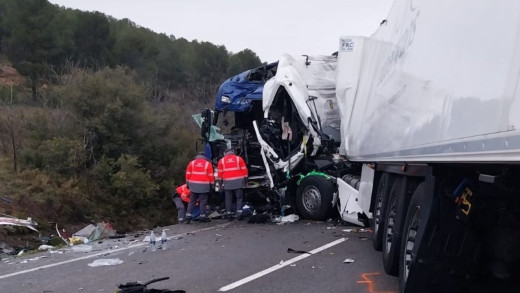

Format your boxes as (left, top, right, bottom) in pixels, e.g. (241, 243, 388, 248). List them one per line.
(196, 62, 279, 191)
(260, 54, 342, 163)
(255, 54, 353, 220)
(196, 54, 355, 221)
(201, 62, 278, 166)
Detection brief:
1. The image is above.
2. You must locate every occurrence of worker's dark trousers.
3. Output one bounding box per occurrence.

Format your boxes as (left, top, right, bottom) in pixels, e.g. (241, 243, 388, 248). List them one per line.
(225, 188, 244, 215)
(173, 197, 186, 221)
(186, 192, 208, 219)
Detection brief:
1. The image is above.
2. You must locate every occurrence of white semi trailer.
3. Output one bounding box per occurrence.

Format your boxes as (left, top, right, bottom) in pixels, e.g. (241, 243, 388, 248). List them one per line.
(332, 0, 520, 291)
(203, 0, 520, 291)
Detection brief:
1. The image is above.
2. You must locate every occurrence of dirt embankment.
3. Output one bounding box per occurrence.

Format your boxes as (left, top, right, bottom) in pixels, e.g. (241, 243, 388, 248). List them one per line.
(0, 64, 24, 87)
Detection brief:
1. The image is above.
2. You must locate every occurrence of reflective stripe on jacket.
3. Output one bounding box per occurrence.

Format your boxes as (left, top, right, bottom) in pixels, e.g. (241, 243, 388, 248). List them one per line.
(176, 184, 190, 203)
(218, 154, 248, 190)
(186, 156, 215, 193)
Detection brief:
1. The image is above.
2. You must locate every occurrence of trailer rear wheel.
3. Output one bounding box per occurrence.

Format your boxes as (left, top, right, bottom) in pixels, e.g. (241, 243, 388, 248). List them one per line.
(382, 176, 409, 276)
(399, 183, 430, 293)
(373, 173, 394, 251)
(296, 175, 335, 220)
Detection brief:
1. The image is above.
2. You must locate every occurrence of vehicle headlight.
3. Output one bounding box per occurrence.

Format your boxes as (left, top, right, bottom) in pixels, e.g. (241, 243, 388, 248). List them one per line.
(221, 95, 231, 103)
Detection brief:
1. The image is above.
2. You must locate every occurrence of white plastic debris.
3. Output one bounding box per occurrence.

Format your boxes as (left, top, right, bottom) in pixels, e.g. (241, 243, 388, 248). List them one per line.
(274, 214, 300, 223)
(38, 245, 54, 250)
(281, 214, 299, 222)
(343, 258, 355, 263)
(342, 229, 353, 232)
(88, 258, 123, 267)
(143, 234, 167, 243)
(28, 256, 48, 261)
(71, 244, 93, 253)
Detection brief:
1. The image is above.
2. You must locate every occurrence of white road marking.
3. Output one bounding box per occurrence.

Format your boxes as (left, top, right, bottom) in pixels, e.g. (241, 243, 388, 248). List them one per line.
(218, 237, 348, 291)
(0, 225, 224, 280)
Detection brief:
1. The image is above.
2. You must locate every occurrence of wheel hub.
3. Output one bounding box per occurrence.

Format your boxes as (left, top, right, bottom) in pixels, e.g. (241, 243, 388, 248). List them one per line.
(302, 186, 321, 211)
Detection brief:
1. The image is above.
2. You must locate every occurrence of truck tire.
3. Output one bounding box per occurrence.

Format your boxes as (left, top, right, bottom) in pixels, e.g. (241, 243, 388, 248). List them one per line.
(382, 176, 409, 276)
(399, 183, 432, 293)
(372, 173, 394, 251)
(296, 175, 335, 220)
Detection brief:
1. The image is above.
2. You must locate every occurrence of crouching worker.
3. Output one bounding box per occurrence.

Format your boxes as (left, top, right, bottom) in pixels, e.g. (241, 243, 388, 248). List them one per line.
(218, 148, 248, 220)
(173, 184, 190, 223)
(185, 152, 215, 223)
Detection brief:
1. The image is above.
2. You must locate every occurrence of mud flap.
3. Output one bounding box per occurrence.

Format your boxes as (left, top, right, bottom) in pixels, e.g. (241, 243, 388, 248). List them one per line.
(337, 178, 366, 226)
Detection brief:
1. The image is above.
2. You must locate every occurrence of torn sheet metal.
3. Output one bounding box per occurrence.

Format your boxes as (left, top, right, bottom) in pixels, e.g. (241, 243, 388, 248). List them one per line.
(88, 222, 116, 241)
(73, 224, 96, 238)
(215, 62, 278, 112)
(55, 223, 70, 245)
(0, 216, 38, 232)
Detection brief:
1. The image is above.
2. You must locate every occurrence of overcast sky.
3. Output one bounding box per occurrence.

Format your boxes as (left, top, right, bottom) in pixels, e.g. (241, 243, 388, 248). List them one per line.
(48, 0, 394, 62)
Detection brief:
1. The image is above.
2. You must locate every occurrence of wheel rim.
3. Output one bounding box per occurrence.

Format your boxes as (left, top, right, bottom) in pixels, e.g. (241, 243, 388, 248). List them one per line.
(385, 196, 397, 254)
(374, 187, 385, 233)
(302, 186, 321, 212)
(403, 206, 420, 282)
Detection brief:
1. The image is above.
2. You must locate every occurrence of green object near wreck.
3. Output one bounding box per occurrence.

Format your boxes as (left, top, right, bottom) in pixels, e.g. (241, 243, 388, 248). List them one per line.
(296, 170, 330, 185)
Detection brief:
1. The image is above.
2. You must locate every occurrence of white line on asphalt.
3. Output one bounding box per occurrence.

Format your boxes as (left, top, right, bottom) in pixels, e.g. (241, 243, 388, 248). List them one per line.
(0, 224, 225, 280)
(218, 237, 348, 291)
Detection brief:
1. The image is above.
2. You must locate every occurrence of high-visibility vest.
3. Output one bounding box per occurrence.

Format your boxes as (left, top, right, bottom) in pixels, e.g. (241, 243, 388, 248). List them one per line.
(176, 184, 190, 203)
(186, 157, 215, 193)
(218, 154, 248, 190)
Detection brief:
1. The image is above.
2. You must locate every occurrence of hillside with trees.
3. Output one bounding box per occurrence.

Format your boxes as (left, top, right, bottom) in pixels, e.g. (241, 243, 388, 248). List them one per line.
(0, 0, 263, 238)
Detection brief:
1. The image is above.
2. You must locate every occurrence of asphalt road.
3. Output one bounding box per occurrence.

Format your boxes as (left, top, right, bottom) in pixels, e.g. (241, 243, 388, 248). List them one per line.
(0, 219, 399, 293)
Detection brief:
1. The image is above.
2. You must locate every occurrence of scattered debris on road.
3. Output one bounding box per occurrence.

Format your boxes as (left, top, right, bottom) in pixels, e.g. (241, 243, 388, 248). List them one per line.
(88, 258, 123, 267)
(274, 214, 299, 224)
(0, 215, 38, 232)
(287, 248, 311, 254)
(116, 277, 186, 293)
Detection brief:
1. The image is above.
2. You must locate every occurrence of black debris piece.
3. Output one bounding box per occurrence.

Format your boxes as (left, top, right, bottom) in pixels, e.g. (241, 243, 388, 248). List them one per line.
(287, 248, 311, 254)
(247, 214, 271, 224)
(117, 277, 185, 293)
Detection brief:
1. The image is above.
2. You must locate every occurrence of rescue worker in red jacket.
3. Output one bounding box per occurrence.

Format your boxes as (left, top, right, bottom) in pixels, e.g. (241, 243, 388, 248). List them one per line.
(173, 184, 190, 223)
(185, 152, 215, 223)
(218, 148, 248, 220)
